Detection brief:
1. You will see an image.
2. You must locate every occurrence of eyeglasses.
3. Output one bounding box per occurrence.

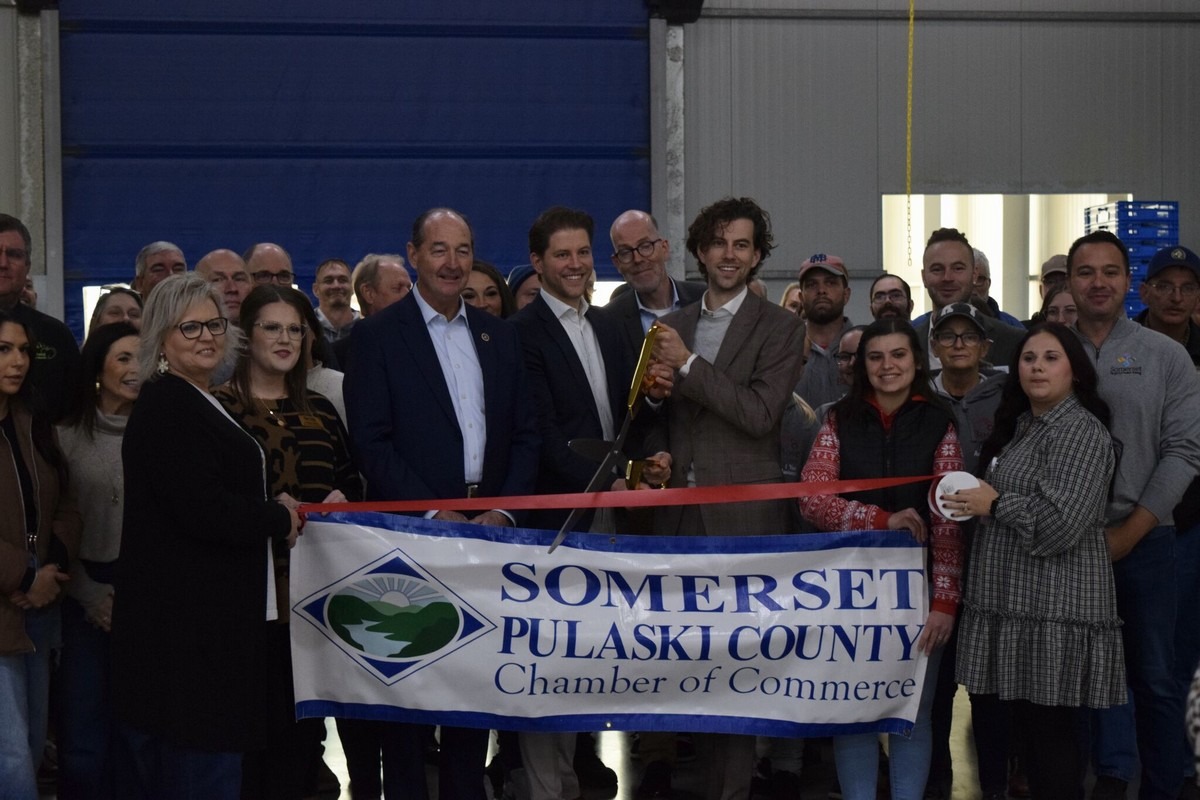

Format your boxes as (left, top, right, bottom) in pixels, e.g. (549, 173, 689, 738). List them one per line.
(177, 317, 229, 339)
(0, 246, 28, 262)
(254, 321, 308, 340)
(932, 330, 983, 347)
(1147, 280, 1200, 298)
(612, 239, 663, 265)
(252, 270, 295, 286)
(871, 290, 906, 304)
(834, 353, 856, 365)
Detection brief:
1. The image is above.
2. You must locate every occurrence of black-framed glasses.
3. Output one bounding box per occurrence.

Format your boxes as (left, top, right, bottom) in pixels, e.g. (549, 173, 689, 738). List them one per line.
(871, 290, 906, 304)
(612, 239, 663, 265)
(177, 318, 228, 339)
(834, 353, 856, 365)
(254, 321, 308, 340)
(0, 246, 29, 262)
(932, 330, 983, 347)
(252, 270, 295, 286)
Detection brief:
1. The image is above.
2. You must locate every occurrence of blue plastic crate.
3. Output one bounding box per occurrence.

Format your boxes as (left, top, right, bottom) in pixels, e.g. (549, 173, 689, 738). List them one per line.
(1126, 244, 1173, 260)
(1095, 222, 1180, 240)
(1086, 201, 1179, 225)
(1124, 292, 1145, 318)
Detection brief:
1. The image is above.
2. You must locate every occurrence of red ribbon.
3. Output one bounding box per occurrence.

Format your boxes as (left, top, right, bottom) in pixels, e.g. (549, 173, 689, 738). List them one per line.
(300, 474, 935, 515)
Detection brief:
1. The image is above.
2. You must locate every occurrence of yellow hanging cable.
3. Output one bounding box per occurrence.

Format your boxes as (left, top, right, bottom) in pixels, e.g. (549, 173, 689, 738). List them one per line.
(906, 0, 915, 270)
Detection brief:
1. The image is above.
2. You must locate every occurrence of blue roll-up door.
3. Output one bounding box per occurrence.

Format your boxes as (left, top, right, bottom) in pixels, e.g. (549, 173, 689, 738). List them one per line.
(58, 2, 650, 338)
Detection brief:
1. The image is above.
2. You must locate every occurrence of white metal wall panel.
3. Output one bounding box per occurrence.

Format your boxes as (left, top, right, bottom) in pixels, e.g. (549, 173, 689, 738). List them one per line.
(0, 7, 18, 215)
(686, 19, 883, 277)
(894, 20, 1022, 193)
(683, 20, 736, 215)
(679, 6, 1200, 263)
(705, 1, 1175, 11)
(1021, 22, 1162, 195)
(1160, 24, 1200, 217)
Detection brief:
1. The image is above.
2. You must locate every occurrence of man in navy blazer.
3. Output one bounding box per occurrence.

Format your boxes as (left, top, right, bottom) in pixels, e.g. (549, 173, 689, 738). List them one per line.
(605, 209, 707, 360)
(511, 208, 628, 529)
(344, 207, 539, 800)
(511, 206, 660, 533)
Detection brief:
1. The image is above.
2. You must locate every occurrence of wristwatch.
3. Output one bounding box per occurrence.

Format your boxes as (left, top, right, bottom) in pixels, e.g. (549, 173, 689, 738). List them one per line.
(989, 494, 1001, 517)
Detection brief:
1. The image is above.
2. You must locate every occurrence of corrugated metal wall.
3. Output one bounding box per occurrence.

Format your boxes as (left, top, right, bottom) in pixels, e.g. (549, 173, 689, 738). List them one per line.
(677, 2, 1200, 283)
(57, 1, 650, 338)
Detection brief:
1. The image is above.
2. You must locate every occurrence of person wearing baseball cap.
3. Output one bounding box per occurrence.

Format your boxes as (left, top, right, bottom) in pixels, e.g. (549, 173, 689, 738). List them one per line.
(928, 303, 1006, 472)
(793, 253, 855, 407)
(1135, 245, 1200, 367)
(1133, 246, 1200, 800)
(1040, 254, 1068, 297)
(1023, 254, 1071, 328)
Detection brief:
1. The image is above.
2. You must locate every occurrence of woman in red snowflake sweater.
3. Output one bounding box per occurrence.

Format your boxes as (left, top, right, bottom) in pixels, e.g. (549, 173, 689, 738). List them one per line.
(798, 318, 964, 800)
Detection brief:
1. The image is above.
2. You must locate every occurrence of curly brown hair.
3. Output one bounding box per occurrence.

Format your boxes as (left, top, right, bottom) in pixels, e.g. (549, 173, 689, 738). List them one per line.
(685, 197, 773, 281)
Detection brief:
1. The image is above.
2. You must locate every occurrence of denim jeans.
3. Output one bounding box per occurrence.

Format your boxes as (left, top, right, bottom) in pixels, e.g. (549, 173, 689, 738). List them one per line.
(115, 722, 241, 800)
(1092, 525, 1184, 800)
(1089, 686, 1137, 784)
(0, 606, 58, 800)
(833, 645, 942, 800)
(57, 561, 117, 799)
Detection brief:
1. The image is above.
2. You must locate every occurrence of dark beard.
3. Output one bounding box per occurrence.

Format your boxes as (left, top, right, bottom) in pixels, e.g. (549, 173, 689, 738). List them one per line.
(805, 305, 843, 325)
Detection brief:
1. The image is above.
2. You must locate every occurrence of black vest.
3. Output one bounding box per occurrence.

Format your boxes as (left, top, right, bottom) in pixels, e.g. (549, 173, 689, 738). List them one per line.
(834, 398, 955, 524)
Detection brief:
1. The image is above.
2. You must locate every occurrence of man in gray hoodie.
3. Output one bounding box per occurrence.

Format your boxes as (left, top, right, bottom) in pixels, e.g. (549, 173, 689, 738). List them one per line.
(1070, 230, 1200, 800)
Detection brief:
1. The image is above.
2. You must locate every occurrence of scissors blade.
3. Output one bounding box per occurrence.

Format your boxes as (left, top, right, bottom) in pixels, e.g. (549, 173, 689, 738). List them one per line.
(548, 415, 634, 553)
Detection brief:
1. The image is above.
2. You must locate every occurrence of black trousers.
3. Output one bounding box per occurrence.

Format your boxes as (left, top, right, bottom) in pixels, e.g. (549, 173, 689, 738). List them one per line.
(971, 694, 1082, 800)
(378, 722, 488, 800)
(241, 624, 325, 800)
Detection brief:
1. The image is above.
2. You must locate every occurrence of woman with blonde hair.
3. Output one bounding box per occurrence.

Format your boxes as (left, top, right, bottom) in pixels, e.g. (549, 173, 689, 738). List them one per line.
(111, 274, 300, 798)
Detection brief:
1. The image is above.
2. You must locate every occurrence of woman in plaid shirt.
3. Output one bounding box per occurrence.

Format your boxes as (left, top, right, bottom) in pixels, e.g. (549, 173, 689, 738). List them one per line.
(947, 323, 1125, 799)
(799, 319, 964, 800)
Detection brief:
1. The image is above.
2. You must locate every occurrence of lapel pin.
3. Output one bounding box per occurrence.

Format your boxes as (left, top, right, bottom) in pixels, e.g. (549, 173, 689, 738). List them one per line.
(480, 333, 490, 342)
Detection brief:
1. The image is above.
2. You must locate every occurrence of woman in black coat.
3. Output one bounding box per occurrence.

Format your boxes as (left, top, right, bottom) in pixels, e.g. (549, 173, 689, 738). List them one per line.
(110, 274, 300, 800)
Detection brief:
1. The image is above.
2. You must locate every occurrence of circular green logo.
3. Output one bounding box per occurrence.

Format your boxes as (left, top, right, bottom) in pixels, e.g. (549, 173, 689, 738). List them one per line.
(327, 576, 460, 659)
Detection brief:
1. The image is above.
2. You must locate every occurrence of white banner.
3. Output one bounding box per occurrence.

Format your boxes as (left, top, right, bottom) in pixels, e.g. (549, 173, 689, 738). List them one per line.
(291, 512, 931, 737)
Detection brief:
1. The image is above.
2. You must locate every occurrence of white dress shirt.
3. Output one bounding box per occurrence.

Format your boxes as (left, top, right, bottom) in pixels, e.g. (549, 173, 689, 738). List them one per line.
(540, 289, 615, 441)
(413, 286, 487, 484)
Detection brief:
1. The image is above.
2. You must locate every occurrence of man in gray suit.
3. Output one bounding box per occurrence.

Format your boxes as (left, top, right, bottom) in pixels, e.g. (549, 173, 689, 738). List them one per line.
(606, 209, 706, 359)
(649, 197, 804, 800)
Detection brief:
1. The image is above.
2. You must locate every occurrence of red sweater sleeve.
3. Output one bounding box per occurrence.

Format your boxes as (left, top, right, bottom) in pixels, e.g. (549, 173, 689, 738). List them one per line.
(929, 421, 965, 615)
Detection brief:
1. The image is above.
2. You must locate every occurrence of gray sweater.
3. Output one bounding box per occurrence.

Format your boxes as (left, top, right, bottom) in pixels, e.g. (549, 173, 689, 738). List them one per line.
(57, 412, 128, 609)
(1075, 316, 1200, 527)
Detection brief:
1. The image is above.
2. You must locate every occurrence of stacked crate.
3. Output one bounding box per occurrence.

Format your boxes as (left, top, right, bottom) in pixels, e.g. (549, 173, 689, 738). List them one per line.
(1085, 200, 1180, 317)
